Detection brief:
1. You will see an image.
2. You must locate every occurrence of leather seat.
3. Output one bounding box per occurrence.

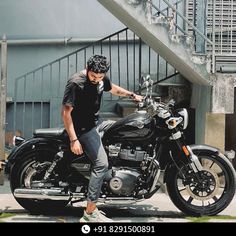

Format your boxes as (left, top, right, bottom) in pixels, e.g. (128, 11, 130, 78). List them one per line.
(33, 127, 66, 138)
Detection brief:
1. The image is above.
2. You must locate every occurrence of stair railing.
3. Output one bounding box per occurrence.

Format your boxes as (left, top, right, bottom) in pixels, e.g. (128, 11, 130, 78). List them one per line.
(145, 0, 215, 73)
(11, 28, 184, 138)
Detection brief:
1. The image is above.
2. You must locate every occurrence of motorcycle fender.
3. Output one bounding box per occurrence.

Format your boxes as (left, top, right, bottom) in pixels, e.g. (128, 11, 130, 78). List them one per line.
(188, 144, 219, 154)
(189, 144, 235, 175)
(163, 144, 220, 184)
(163, 144, 234, 184)
(5, 138, 64, 174)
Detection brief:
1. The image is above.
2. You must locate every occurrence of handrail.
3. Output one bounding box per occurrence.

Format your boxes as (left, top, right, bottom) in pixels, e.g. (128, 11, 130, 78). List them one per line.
(151, 3, 186, 35)
(159, 0, 213, 45)
(14, 27, 129, 80)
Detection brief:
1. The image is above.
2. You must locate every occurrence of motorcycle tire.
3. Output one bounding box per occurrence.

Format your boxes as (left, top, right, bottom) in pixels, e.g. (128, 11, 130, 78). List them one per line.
(166, 151, 236, 216)
(9, 148, 70, 214)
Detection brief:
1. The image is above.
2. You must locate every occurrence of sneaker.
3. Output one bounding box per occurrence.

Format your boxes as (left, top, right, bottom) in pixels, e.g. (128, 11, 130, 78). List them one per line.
(79, 208, 113, 222)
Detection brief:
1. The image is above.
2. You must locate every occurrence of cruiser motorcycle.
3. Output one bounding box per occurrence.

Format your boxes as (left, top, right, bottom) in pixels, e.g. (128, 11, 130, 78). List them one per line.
(5, 75, 236, 216)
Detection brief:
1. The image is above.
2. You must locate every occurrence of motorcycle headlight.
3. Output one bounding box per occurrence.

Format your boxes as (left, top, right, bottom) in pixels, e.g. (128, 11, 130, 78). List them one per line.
(177, 108, 188, 130)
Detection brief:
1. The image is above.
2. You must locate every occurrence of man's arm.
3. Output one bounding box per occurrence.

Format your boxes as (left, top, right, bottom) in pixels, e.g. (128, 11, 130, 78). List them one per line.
(61, 105, 83, 155)
(110, 83, 143, 102)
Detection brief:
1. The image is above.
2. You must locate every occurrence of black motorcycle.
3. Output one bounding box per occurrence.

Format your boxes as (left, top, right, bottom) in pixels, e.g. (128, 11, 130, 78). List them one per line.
(5, 75, 236, 216)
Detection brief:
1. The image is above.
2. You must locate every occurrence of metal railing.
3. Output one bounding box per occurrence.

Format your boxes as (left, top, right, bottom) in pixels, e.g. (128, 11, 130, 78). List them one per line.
(147, 0, 236, 72)
(10, 28, 182, 139)
(207, 0, 236, 71)
(9, 0, 236, 139)
(146, 0, 214, 70)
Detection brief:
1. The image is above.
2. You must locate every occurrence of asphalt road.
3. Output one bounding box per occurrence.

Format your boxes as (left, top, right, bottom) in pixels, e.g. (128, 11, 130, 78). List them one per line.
(1, 176, 236, 223)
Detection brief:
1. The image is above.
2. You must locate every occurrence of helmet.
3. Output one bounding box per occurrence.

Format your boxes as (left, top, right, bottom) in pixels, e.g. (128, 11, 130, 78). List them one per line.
(87, 55, 110, 73)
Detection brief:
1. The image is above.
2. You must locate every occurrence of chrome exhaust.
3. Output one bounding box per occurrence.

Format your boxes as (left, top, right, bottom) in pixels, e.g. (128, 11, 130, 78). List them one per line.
(98, 197, 140, 205)
(14, 188, 71, 201)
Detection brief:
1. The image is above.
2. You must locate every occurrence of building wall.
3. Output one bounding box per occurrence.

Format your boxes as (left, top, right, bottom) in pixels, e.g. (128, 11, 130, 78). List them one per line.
(0, 0, 125, 96)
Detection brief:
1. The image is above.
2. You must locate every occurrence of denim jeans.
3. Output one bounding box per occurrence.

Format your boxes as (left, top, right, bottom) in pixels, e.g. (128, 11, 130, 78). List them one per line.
(78, 127, 108, 203)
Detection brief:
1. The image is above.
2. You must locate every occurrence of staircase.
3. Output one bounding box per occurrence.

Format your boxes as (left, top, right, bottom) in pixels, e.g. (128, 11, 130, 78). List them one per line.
(98, 0, 211, 86)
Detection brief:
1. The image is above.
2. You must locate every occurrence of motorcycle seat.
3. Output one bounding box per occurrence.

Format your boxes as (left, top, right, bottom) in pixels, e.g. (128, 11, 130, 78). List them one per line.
(34, 127, 66, 138)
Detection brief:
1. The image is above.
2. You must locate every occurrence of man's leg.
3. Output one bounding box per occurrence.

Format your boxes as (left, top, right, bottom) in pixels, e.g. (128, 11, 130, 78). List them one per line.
(79, 127, 109, 212)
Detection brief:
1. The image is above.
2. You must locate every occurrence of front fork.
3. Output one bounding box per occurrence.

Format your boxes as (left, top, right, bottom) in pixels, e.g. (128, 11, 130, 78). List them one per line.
(182, 145, 203, 172)
(173, 135, 203, 173)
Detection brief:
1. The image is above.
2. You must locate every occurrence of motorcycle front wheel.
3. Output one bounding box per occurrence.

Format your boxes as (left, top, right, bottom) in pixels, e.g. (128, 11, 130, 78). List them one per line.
(166, 151, 236, 216)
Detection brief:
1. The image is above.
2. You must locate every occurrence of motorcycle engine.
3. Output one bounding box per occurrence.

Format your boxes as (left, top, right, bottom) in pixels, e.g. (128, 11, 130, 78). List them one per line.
(108, 168, 140, 196)
(108, 143, 147, 161)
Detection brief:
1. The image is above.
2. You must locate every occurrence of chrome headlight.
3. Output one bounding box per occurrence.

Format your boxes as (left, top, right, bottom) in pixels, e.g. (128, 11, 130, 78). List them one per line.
(178, 108, 188, 130)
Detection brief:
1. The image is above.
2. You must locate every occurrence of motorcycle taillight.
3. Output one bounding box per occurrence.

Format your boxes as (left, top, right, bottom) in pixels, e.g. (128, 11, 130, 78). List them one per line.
(13, 136, 25, 147)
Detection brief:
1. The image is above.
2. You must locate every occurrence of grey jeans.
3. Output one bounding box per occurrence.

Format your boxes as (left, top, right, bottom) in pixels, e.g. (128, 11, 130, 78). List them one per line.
(78, 127, 108, 203)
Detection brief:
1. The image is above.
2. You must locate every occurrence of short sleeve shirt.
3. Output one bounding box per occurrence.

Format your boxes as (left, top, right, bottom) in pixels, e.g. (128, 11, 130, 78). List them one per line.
(62, 71, 112, 135)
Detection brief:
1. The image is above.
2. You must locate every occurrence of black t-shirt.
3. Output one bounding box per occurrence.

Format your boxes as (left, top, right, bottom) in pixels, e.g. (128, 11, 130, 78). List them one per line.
(62, 70, 112, 135)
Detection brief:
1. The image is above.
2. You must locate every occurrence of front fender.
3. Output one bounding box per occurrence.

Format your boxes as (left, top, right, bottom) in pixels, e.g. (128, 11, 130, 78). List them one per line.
(163, 144, 220, 184)
(5, 138, 65, 174)
(188, 144, 220, 155)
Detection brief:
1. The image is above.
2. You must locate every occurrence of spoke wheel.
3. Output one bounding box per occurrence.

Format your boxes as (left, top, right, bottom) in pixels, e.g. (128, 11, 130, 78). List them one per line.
(166, 152, 235, 216)
(10, 149, 70, 214)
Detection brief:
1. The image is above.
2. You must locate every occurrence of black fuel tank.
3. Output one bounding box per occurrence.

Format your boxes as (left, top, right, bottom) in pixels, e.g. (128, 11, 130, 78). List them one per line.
(104, 111, 155, 143)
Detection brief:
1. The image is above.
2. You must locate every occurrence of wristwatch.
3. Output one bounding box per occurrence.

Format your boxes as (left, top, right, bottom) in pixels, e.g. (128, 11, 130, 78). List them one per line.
(130, 93, 135, 99)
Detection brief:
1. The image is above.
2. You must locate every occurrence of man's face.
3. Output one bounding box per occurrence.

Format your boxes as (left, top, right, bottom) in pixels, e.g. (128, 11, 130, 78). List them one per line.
(87, 71, 105, 85)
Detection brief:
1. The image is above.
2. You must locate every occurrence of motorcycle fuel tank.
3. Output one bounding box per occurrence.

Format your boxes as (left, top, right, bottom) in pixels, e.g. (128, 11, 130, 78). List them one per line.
(105, 111, 155, 143)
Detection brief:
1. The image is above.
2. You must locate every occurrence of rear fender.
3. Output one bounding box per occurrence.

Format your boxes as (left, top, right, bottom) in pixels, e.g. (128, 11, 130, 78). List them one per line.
(5, 138, 65, 174)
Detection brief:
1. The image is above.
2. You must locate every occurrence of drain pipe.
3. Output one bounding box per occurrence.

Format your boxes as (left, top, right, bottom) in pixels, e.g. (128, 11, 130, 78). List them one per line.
(7, 37, 98, 46)
(220, 66, 236, 73)
(7, 37, 137, 46)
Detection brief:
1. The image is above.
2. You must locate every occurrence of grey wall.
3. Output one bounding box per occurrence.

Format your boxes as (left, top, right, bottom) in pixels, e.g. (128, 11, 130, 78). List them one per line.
(0, 0, 125, 96)
(0, 0, 187, 140)
(0, 0, 124, 38)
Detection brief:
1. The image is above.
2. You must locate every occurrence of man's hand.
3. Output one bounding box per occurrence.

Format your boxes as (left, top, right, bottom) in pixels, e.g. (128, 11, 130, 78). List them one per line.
(70, 140, 83, 155)
(131, 93, 143, 102)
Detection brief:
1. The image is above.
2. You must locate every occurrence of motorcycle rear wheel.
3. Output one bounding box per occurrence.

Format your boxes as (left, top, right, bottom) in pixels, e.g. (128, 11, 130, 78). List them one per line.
(10, 149, 70, 214)
(166, 151, 235, 216)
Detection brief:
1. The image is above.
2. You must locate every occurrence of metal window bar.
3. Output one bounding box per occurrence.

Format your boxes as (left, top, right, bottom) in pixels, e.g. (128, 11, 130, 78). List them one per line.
(153, 0, 213, 45)
(126, 30, 129, 91)
(22, 76, 26, 136)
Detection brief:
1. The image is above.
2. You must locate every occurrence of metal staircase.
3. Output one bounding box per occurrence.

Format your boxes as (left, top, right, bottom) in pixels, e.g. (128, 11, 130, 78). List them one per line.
(98, 0, 212, 85)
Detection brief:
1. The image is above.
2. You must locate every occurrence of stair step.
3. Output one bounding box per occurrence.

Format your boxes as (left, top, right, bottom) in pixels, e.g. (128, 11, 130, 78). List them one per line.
(116, 100, 137, 117)
(100, 112, 121, 121)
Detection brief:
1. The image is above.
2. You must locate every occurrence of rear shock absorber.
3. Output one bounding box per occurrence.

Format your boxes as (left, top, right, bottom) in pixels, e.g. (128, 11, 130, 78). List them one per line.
(43, 150, 64, 180)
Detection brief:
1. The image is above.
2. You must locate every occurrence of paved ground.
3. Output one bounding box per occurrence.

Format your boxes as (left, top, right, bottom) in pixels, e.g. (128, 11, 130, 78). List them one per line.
(1, 176, 236, 223)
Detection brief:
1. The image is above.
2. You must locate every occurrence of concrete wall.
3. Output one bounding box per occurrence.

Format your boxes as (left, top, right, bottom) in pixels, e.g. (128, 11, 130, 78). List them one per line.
(205, 113, 225, 152)
(191, 84, 211, 144)
(0, 0, 125, 96)
(0, 0, 124, 38)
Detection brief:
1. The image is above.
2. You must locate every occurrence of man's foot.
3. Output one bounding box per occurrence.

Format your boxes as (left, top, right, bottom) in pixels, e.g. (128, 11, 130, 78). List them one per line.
(79, 208, 113, 222)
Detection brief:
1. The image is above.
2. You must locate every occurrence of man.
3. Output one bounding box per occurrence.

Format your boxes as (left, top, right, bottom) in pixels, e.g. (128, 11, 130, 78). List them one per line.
(61, 55, 142, 222)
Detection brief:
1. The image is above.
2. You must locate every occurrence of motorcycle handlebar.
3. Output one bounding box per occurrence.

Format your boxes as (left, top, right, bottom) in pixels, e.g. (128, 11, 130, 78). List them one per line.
(137, 97, 176, 114)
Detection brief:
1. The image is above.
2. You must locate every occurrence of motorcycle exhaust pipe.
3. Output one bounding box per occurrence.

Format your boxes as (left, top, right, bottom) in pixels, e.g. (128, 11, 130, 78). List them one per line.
(98, 197, 138, 205)
(14, 188, 71, 201)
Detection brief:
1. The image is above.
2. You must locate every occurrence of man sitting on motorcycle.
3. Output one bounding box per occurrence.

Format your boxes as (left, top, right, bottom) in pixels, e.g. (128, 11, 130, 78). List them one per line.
(61, 54, 142, 222)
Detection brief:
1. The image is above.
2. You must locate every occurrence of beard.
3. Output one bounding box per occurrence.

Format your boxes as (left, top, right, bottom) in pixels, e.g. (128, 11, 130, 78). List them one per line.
(91, 80, 99, 84)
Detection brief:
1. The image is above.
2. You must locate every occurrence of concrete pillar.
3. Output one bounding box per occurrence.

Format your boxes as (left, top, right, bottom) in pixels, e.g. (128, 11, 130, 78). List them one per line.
(191, 83, 211, 145)
(0, 35, 7, 185)
(195, 0, 208, 53)
(205, 113, 225, 152)
(192, 73, 236, 152)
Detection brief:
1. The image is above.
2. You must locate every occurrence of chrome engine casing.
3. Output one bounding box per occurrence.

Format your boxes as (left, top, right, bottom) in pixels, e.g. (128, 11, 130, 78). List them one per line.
(108, 144, 147, 162)
(108, 168, 140, 196)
